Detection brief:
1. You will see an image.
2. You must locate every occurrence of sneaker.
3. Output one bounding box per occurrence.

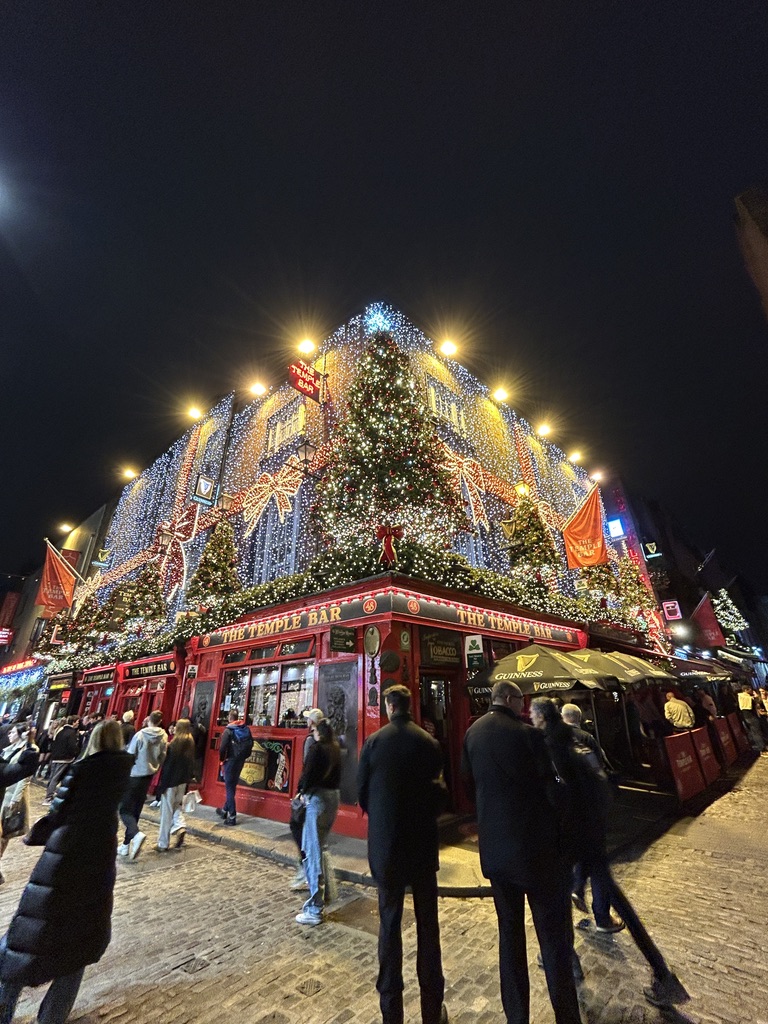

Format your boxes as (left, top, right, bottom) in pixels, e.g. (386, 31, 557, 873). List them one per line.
(643, 970, 691, 1008)
(174, 829, 186, 849)
(571, 893, 589, 914)
(215, 807, 227, 819)
(117, 844, 129, 858)
(128, 832, 146, 860)
(595, 917, 625, 933)
(156, 846, 169, 853)
(149, 800, 160, 808)
(295, 911, 322, 927)
(224, 816, 237, 826)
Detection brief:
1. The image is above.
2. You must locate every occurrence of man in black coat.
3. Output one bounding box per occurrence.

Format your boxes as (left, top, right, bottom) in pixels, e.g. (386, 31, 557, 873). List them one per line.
(44, 717, 80, 802)
(357, 685, 448, 1024)
(461, 681, 582, 1024)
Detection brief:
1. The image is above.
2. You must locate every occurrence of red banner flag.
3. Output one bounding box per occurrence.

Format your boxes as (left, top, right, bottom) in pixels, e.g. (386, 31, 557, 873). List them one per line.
(35, 547, 78, 617)
(562, 486, 609, 569)
(691, 593, 726, 648)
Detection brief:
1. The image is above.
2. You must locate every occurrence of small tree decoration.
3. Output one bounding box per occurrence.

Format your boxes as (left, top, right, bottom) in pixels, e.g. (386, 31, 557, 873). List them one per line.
(122, 563, 166, 623)
(712, 589, 748, 639)
(505, 494, 558, 570)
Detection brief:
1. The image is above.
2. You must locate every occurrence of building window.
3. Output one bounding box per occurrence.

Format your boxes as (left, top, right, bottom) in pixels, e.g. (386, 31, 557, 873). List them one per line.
(266, 400, 306, 455)
(218, 660, 315, 727)
(427, 377, 466, 435)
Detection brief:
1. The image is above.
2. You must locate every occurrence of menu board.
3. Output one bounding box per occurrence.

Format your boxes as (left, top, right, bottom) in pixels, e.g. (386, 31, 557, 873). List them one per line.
(317, 660, 359, 805)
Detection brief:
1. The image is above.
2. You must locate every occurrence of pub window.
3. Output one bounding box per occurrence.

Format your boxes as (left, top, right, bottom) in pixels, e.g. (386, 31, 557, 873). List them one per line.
(219, 669, 249, 723)
(217, 660, 315, 727)
(266, 399, 306, 455)
(249, 644, 279, 662)
(427, 377, 466, 436)
(223, 649, 249, 664)
(248, 665, 279, 726)
(277, 662, 314, 724)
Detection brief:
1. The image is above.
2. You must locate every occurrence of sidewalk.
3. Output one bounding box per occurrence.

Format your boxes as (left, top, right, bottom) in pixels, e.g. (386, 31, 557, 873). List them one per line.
(136, 774, 692, 897)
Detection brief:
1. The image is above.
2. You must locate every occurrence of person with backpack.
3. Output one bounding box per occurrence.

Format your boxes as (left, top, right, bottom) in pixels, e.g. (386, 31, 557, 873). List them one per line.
(118, 710, 167, 860)
(216, 710, 253, 826)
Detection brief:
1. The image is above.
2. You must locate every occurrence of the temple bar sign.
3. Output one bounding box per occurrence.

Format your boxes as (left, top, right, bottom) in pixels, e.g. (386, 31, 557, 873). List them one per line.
(288, 360, 323, 403)
(124, 658, 176, 680)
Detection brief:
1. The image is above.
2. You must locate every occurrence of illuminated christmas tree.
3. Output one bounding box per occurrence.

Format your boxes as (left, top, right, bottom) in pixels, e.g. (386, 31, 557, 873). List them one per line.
(316, 332, 467, 561)
(616, 556, 656, 613)
(506, 494, 558, 569)
(186, 520, 242, 608)
(712, 589, 748, 639)
(583, 563, 618, 595)
(121, 563, 166, 622)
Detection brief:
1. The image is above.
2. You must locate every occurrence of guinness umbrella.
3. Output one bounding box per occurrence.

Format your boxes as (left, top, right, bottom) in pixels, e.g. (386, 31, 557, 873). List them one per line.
(474, 643, 610, 694)
(560, 648, 642, 685)
(606, 652, 674, 681)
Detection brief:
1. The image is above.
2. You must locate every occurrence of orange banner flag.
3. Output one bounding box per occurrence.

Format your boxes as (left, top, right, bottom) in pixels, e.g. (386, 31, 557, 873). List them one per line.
(562, 486, 609, 569)
(691, 593, 726, 648)
(35, 547, 78, 617)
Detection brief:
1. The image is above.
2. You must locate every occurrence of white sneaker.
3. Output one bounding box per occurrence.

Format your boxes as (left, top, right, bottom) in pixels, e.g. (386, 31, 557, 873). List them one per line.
(295, 911, 322, 926)
(128, 832, 146, 860)
(117, 844, 129, 857)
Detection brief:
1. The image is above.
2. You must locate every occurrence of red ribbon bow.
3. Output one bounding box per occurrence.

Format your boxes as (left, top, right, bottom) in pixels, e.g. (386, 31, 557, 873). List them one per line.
(376, 525, 404, 565)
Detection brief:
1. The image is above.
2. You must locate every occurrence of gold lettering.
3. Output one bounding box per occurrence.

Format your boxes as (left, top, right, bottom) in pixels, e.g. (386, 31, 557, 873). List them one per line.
(308, 611, 318, 626)
(292, 614, 302, 629)
(330, 606, 341, 622)
(456, 609, 468, 624)
(318, 608, 329, 624)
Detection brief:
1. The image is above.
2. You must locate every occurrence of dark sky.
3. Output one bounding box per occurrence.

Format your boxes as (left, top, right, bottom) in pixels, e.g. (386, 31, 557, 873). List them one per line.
(2, 1, 768, 586)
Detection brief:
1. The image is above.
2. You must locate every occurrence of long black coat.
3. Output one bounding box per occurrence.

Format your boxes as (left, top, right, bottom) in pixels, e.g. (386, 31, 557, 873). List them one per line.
(357, 712, 446, 886)
(0, 748, 133, 987)
(461, 704, 564, 888)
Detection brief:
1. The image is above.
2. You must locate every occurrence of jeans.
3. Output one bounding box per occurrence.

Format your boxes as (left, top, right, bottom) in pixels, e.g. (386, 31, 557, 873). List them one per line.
(300, 789, 339, 915)
(157, 784, 187, 849)
(376, 873, 445, 1024)
(490, 873, 581, 1024)
(118, 775, 153, 844)
(0, 936, 84, 1024)
(222, 762, 242, 820)
(572, 848, 613, 927)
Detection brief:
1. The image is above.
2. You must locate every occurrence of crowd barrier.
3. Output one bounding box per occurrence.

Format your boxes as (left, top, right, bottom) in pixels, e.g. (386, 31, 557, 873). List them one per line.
(664, 714, 752, 802)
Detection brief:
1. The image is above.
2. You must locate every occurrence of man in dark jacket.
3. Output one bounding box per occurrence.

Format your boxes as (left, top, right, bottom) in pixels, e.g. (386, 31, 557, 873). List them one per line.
(44, 717, 80, 802)
(357, 684, 448, 1024)
(216, 710, 253, 826)
(461, 681, 581, 1024)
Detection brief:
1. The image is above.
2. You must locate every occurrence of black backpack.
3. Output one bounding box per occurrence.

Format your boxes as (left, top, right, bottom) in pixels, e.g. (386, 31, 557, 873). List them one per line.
(229, 729, 254, 761)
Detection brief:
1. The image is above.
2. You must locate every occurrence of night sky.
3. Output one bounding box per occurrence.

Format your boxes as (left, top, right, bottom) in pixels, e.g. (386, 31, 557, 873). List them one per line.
(2, 2, 768, 587)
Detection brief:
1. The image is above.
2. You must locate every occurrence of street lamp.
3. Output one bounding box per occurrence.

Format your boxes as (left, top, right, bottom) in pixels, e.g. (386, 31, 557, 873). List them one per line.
(296, 436, 318, 475)
(188, 406, 203, 421)
(58, 523, 73, 533)
(492, 387, 509, 402)
(250, 381, 267, 396)
(568, 452, 582, 464)
(439, 340, 457, 357)
(514, 482, 531, 498)
(298, 339, 316, 356)
(122, 468, 138, 480)
(537, 424, 551, 437)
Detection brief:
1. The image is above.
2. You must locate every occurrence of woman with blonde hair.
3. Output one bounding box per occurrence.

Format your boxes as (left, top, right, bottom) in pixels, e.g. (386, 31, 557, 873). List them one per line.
(0, 718, 132, 1023)
(155, 718, 196, 851)
(0, 724, 39, 884)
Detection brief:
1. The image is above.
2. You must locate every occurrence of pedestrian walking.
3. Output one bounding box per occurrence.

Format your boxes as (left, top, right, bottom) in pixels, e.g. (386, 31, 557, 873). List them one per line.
(155, 718, 196, 851)
(0, 725, 39, 884)
(530, 698, 623, 934)
(737, 687, 767, 753)
(0, 719, 132, 1024)
(294, 718, 341, 927)
(357, 684, 448, 1024)
(461, 680, 582, 1024)
(118, 709, 167, 860)
(289, 707, 324, 890)
(44, 718, 79, 803)
(215, 710, 254, 826)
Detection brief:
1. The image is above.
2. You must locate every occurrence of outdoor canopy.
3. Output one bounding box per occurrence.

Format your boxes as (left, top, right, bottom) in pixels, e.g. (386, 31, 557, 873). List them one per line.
(472, 642, 611, 695)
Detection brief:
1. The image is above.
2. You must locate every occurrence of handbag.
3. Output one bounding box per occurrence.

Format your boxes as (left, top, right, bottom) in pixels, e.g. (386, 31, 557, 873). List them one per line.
(1, 803, 26, 839)
(182, 790, 203, 814)
(290, 794, 306, 827)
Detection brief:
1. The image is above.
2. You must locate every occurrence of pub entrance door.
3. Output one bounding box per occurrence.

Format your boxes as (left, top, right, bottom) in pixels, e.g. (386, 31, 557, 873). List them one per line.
(419, 673, 457, 811)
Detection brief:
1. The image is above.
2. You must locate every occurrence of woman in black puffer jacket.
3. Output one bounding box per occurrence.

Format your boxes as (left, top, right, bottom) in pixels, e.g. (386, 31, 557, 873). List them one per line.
(0, 719, 133, 1023)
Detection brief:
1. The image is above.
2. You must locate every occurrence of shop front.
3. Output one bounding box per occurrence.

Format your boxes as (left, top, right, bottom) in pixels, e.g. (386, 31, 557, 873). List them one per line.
(77, 666, 116, 719)
(109, 652, 184, 727)
(190, 573, 588, 837)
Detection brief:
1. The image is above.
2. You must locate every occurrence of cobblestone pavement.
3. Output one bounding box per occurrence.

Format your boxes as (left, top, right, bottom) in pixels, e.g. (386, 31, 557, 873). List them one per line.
(2, 757, 767, 1024)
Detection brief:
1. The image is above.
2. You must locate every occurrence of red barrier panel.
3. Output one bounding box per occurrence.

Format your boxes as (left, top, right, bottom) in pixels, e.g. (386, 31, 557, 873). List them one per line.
(714, 718, 737, 765)
(664, 731, 707, 802)
(727, 712, 750, 754)
(690, 727, 721, 785)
